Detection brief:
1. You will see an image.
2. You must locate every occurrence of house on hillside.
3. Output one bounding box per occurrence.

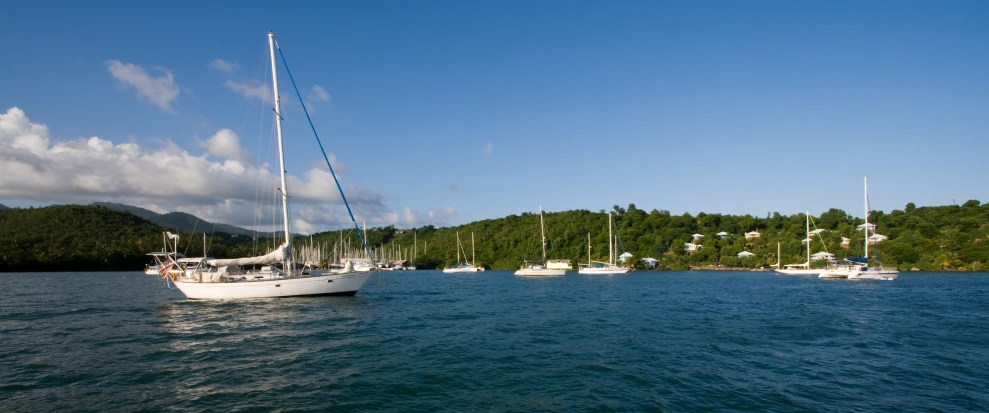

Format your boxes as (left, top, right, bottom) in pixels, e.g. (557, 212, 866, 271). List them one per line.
(683, 243, 703, 252)
(641, 257, 658, 268)
(810, 229, 826, 235)
(840, 237, 851, 248)
(692, 233, 704, 242)
(716, 231, 729, 239)
(737, 251, 755, 258)
(857, 223, 877, 231)
(744, 231, 761, 240)
(801, 237, 814, 244)
(811, 252, 836, 261)
(868, 234, 888, 244)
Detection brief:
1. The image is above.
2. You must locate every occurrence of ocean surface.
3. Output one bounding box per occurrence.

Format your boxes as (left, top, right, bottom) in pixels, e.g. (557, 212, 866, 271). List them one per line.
(1, 271, 988, 412)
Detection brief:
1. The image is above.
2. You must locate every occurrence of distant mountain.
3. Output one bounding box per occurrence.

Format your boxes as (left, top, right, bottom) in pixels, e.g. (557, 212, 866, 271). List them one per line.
(0, 204, 9, 211)
(92, 202, 261, 237)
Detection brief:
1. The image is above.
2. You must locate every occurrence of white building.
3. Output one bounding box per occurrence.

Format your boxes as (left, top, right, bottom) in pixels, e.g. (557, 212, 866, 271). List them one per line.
(683, 243, 703, 252)
(810, 229, 827, 235)
(840, 237, 851, 248)
(744, 231, 761, 240)
(857, 223, 877, 231)
(692, 233, 705, 241)
(868, 234, 888, 244)
(737, 251, 755, 258)
(640, 257, 658, 268)
(811, 252, 836, 261)
(716, 231, 729, 239)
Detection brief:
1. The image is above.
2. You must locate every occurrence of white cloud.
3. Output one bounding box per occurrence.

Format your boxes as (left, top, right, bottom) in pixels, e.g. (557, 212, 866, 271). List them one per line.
(198, 129, 252, 165)
(307, 85, 330, 103)
(209, 59, 238, 74)
(224, 79, 271, 102)
(106, 60, 180, 112)
(483, 142, 494, 156)
(0, 107, 453, 234)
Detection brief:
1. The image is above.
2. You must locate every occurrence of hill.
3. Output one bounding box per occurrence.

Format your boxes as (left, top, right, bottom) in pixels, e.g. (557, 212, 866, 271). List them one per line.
(0, 205, 263, 271)
(0, 204, 9, 211)
(92, 202, 260, 236)
(2, 201, 987, 272)
(311, 202, 989, 272)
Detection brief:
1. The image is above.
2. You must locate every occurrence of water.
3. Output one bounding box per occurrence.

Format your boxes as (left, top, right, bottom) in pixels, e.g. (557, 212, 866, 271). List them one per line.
(1, 271, 987, 412)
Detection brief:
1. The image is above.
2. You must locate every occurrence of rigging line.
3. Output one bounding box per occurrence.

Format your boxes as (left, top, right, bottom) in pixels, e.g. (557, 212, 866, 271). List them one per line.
(252, 42, 273, 253)
(275, 41, 376, 263)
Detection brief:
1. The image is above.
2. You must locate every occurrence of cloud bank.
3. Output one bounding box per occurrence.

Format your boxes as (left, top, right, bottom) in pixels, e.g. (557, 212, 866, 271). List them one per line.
(0, 107, 456, 233)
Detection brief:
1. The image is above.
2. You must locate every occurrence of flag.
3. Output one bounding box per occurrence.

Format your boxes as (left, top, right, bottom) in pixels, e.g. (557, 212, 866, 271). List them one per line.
(166, 232, 179, 240)
(157, 257, 175, 278)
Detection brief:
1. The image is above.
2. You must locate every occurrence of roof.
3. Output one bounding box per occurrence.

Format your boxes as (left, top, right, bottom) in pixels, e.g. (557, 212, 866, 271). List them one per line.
(809, 229, 826, 235)
(737, 251, 755, 257)
(692, 233, 704, 237)
(716, 231, 729, 236)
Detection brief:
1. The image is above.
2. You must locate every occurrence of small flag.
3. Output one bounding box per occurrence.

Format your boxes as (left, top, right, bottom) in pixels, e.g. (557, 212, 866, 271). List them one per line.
(157, 257, 175, 278)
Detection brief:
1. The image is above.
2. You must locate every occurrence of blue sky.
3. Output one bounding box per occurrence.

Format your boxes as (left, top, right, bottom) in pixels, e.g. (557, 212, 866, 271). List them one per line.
(1, 1, 987, 232)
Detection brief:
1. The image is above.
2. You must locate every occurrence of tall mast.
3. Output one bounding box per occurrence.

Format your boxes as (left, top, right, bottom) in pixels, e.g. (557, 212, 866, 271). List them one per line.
(455, 231, 460, 264)
(777, 241, 781, 270)
(864, 176, 869, 260)
(539, 205, 547, 263)
(587, 232, 591, 266)
(471, 232, 476, 266)
(268, 32, 293, 272)
(414, 231, 417, 260)
(805, 211, 810, 266)
(608, 212, 614, 266)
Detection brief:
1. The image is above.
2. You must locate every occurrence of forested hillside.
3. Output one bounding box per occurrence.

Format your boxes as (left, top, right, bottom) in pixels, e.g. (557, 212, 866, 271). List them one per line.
(325, 202, 989, 271)
(1, 201, 987, 272)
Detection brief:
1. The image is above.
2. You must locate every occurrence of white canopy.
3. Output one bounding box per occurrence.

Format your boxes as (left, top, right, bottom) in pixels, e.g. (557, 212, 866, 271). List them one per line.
(737, 251, 755, 257)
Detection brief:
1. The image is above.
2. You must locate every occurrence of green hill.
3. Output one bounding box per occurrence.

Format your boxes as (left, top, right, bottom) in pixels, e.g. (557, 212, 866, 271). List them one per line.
(313, 202, 989, 272)
(1, 201, 987, 272)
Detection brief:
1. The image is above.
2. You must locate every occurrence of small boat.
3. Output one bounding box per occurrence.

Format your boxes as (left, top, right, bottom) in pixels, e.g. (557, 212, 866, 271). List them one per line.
(579, 212, 628, 274)
(515, 206, 565, 276)
(820, 177, 898, 280)
(776, 212, 822, 276)
(443, 231, 482, 273)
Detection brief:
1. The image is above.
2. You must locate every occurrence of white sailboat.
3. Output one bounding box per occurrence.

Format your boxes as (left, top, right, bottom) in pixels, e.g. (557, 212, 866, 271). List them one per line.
(165, 32, 376, 299)
(579, 212, 629, 274)
(515, 206, 566, 276)
(443, 231, 482, 273)
(775, 211, 822, 275)
(820, 177, 898, 280)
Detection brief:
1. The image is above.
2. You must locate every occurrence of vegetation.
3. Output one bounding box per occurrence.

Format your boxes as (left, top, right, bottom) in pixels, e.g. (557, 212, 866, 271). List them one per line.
(1, 201, 987, 272)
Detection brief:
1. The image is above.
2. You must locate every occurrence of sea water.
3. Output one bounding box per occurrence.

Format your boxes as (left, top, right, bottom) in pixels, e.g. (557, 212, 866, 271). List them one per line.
(1, 271, 987, 411)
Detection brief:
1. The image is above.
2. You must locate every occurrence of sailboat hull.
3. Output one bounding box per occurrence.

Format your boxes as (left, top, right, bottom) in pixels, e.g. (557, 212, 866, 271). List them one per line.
(515, 268, 565, 276)
(578, 267, 629, 275)
(442, 266, 481, 273)
(775, 269, 821, 275)
(173, 271, 374, 299)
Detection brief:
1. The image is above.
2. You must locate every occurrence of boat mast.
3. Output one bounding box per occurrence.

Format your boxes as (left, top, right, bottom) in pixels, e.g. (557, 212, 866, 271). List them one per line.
(539, 205, 547, 264)
(268, 32, 294, 272)
(777, 242, 781, 270)
(608, 212, 614, 266)
(864, 176, 869, 260)
(455, 231, 460, 264)
(471, 232, 476, 267)
(805, 211, 810, 267)
(587, 232, 591, 267)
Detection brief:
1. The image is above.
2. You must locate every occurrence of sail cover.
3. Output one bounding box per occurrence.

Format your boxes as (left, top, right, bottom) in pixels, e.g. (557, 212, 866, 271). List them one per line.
(207, 243, 290, 267)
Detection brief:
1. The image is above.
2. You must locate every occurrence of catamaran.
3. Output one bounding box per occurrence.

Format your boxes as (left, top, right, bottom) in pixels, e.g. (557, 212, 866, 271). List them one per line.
(579, 212, 628, 274)
(775, 211, 822, 275)
(515, 206, 566, 276)
(159, 32, 377, 298)
(443, 231, 482, 273)
(819, 177, 898, 280)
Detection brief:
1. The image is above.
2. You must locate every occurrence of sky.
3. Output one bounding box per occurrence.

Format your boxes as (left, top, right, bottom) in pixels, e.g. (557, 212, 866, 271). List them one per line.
(1, 0, 987, 234)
